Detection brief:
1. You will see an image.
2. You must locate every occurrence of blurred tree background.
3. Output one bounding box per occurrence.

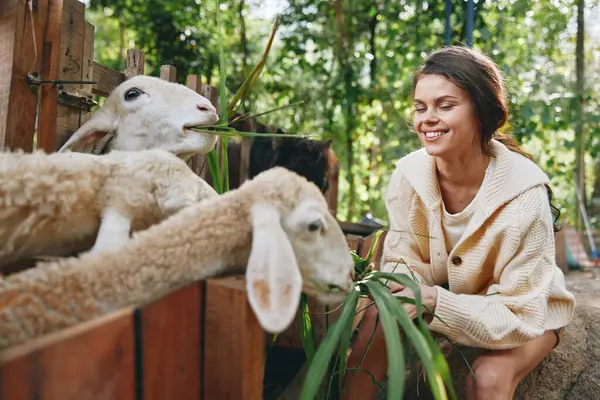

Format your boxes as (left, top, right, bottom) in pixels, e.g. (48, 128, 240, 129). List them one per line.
(84, 0, 600, 227)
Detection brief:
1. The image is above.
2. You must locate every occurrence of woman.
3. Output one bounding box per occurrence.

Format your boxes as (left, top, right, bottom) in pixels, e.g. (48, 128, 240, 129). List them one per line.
(343, 46, 576, 400)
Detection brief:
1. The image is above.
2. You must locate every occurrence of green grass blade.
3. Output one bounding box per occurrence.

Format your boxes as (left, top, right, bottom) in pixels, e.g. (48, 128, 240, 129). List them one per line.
(364, 282, 405, 400)
(337, 298, 358, 394)
(300, 290, 359, 400)
(416, 320, 457, 400)
(364, 273, 455, 399)
(187, 126, 312, 139)
(217, 0, 228, 126)
(364, 230, 384, 263)
(227, 17, 280, 117)
(206, 149, 223, 194)
(366, 272, 423, 316)
(386, 297, 448, 400)
(235, 101, 305, 122)
(300, 294, 316, 364)
(220, 136, 229, 192)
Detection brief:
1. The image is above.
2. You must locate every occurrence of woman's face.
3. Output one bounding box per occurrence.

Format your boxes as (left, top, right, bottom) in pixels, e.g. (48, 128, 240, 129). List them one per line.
(412, 74, 481, 160)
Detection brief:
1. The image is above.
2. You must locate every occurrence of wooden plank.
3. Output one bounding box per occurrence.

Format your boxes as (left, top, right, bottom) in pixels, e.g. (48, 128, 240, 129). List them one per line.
(37, 0, 63, 153)
(203, 276, 264, 399)
(91, 61, 125, 97)
(0, 309, 136, 400)
(346, 235, 362, 254)
(79, 21, 94, 125)
(54, 0, 86, 150)
(0, 0, 50, 151)
(124, 48, 144, 78)
(160, 65, 176, 82)
(186, 74, 201, 92)
(37, 0, 86, 152)
(326, 154, 340, 217)
(138, 282, 203, 400)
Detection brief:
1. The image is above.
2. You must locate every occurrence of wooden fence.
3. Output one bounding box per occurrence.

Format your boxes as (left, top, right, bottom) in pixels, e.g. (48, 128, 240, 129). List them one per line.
(0, 0, 381, 398)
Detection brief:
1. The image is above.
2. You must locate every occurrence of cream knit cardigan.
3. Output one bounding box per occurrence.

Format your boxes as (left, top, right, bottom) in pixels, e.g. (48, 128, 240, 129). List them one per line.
(381, 139, 576, 350)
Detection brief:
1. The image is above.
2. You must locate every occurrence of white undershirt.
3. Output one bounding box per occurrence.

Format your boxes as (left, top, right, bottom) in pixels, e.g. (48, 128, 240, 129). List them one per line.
(441, 157, 496, 252)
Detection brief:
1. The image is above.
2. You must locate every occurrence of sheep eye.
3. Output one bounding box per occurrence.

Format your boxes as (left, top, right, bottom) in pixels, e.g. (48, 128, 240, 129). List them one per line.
(124, 88, 143, 101)
(308, 219, 323, 232)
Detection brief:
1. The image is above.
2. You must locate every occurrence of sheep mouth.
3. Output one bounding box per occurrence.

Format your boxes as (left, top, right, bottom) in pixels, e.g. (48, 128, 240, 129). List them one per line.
(303, 281, 352, 304)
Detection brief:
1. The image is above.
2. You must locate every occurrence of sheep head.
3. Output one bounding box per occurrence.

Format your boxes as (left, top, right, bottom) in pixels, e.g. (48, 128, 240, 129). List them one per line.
(243, 167, 355, 333)
(58, 76, 219, 159)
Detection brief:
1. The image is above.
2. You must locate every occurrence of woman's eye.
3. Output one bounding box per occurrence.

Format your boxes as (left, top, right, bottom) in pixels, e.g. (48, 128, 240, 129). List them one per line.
(439, 104, 454, 110)
(414, 108, 426, 113)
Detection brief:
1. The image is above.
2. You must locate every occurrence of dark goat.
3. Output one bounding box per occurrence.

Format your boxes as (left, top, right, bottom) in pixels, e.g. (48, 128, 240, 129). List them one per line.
(248, 130, 336, 194)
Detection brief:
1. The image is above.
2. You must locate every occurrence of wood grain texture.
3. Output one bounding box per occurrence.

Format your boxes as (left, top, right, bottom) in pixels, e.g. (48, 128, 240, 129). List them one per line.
(124, 49, 144, 78)
(0, 0, 50, 151)
(79, 21, 94, 125)
(91, 61, 125, 97)
(160, 65, 176, 82)
(203, 276, 265, 399)
(0, 309, 136, 400)
(138, 282, 203, 400)
(37, 0, 86, 152)
(54, 0, 86, 149)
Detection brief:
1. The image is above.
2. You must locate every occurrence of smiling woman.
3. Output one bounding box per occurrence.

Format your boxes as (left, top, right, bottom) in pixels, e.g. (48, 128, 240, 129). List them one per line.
(342, 46, 576, 400)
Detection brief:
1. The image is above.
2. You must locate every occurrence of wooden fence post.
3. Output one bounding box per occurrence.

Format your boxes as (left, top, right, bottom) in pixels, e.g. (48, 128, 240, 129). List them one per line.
(0, 0, 50, 152)
(160, 64, 177, 82)
(203, 276, 265, 399)
(124, 49, 144, 78)
(37, 0, 90, 152)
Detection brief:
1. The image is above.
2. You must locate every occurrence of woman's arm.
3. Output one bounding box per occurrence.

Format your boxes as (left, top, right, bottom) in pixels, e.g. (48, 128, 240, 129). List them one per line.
(426, 185, 575, 350)
(380, 168, 435, 285)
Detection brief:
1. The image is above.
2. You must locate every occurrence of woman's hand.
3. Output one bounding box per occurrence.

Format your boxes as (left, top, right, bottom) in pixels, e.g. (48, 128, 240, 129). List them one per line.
(388, 282, 438, 319)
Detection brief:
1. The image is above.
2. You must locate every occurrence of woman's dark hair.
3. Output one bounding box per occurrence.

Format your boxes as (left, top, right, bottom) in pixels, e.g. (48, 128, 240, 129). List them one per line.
(412, 45, 561, 232)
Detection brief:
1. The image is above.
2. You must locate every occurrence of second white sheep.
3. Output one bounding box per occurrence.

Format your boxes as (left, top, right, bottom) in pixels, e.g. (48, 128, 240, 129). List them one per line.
(0, 148, 217, 271)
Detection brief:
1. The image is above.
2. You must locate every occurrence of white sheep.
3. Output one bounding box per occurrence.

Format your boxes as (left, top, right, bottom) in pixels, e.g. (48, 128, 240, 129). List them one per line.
(58, 75, 220, 159)
(0, 167, 355, 349)
(0, 148, 217, 271)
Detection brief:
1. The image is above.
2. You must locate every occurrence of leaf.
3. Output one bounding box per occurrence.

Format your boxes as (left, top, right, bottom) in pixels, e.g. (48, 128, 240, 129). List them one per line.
(300, 290, 359, 400)
(300, 294, 316, 364)
(364, 281, 405, 400)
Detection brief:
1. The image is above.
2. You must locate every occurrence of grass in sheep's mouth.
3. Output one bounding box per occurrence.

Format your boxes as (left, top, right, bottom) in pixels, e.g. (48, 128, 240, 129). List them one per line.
(191, 8, 310, 194)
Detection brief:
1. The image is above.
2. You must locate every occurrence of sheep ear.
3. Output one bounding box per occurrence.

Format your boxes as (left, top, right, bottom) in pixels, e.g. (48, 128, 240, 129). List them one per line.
(245, 203, 302, 333)
(58, 111, 116, 153)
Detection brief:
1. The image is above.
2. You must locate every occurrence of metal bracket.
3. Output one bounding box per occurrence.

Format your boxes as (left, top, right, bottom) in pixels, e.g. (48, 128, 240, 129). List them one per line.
(57, 85, 98, 112)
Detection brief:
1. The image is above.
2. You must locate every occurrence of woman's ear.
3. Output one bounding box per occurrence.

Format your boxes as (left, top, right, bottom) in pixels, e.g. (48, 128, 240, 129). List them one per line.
(245, 203, 302, 333)
(58, 110, 116, 154)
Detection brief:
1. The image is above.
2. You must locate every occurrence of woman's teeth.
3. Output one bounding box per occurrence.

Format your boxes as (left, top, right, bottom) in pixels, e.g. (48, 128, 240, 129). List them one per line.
(425, 131, 447, 138)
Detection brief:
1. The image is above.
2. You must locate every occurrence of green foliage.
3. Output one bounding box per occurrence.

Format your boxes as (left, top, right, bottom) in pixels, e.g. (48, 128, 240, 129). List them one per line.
(299, 232, 457, 399)
(87, 0, 600, 227)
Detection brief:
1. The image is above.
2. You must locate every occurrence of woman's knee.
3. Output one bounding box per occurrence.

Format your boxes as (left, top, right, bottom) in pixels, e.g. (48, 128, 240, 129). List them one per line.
(467, 358, 513, 397)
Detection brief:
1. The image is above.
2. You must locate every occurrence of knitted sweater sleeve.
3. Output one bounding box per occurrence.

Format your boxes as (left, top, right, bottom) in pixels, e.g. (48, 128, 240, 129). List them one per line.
(427, 185, 568, 349)
(380, 167, 435, 285)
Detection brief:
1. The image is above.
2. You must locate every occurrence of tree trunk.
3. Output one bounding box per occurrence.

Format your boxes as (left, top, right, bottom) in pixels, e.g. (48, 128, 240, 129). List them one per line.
(238, 0, 249, 110)
(368, 1, 378, 103)
(333, 0, 358, 220)
(575, 0, 585, 231)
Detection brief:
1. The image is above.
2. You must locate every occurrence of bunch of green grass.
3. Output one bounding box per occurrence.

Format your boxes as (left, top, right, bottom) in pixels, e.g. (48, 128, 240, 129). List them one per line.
(298, 230, 457, 400)
(187, 5, 307, 194)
